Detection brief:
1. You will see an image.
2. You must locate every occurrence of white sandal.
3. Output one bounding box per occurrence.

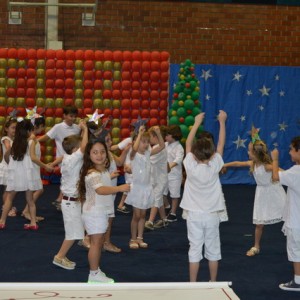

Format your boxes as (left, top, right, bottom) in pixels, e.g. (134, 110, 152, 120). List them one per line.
(246, 247, 260, 257)
(137, 237, 148, 249)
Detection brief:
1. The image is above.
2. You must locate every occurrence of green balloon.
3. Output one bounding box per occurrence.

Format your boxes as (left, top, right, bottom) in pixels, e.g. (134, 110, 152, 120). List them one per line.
(192, 107, 201, 116)
(191, 91, 200, 100)
(185, 59, 192, 67)
(184, 88, 192, 95)
(178, 92, 185, 101)
(174, 85, 182, 94)
(171, 100, 179, 110)
(177, 107, 187, 118)
(184, 99, 195, 110)
(180, 124, 189, 138)
(169, 116, 179, 125)
(189, 81, 197, 90)
(185, 115, 194, 127)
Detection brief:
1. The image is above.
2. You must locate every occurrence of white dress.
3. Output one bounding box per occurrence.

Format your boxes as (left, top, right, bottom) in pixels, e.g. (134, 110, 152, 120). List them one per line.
(252, 165, 286, 224)
(125, 150, 154, 209)
(6, 142, 42, 192)
(0, 136, 13, 185)
(28, 139, 43, 191)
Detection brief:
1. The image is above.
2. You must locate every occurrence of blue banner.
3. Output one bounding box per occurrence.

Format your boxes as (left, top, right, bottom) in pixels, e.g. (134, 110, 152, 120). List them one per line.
(170, 64, 300, 184)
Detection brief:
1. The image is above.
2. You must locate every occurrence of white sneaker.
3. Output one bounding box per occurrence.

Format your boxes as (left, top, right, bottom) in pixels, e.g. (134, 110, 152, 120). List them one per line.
(88, 270, 114, 284)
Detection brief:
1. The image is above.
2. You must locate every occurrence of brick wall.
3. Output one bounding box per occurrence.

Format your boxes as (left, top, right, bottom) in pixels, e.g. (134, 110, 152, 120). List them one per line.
(1, 1, 300, 66)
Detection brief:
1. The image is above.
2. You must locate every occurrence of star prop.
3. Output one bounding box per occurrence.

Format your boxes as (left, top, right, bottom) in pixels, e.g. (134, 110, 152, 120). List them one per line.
(251, 125, 261, 144)
(26, 106, 43, 124)
(86, 109, 104, 125)
(90, 116, 112, 141)
(8, 108, 18, 118)
(132, 116, 149, 134)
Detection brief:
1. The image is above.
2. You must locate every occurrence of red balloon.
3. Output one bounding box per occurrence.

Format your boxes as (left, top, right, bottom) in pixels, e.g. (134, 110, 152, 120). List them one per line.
(66, 60, 75, 69)
(27, 59, 36, 68)
(121, 128, 130, 138)
(83, 107, 93, 115)
(56, 69, 65, 79)
(6, 107, 15, 116)
(131, 72, 140, 81)
(65, 69, 74, 79)
(121, 90, 131, 98)
(121, 80, 131, 90)
(141, 81, 149, 90)
(132, 61, 141, 71)
(161, 61, 169, 72)
(65, 50, 75, 60)
(121, 119, 130, 128)
(112, 109, 120, 118)
(121, 109, 131, 118)
(103, 108, 112, 117)
(141, 109, 149, 118)
(132, 51, 142, 61)
(84, 60, 94, 70)
(131, 90, 140, 99)
(37, 49, 46, 59)
(150, 100, 159, 109)
(83, 98, 93, 108)
(161, 72, 169, 82)
(103, 71, 113, 80)
(121, 99, 131, 109)
(131, 81, 140, 90)
(150, 72, 160, 82)
(26, 98, 35, 108)
(0, 48, 8, 58)
(27, 49, 36, 59)
(83, 89, 93, 99)
(65, 99, 74, 106)
(103, 90, 112, 99)
(16, 88, 25, 97)
(94, 80, 103, 89)
(113, 51, 123, 62)
(45, 69, 55, 79)
(55, 108, 64, 117)
(0, 106, 6, 116)
(142, 51, 151, 61)
(150, 109, 159, 118)
(150, 81, 160, 90)
(131, 99, 140, 109)
(65, 89, 74, 98)
(16, 107, 26, 116)
(149, 118, 159, 126)
(8, 48, 17, 58)
(141, 90, 149, 100)
(103, 50, 113, 61)
(159, 100, 168, 109)
(17, 68, 26, 78)
(55, 89, 64, 98)
(150, 90, 159, 100)
(112, 81, 121, 89)
(83, 80, 93, 89)
(94, 50, 104, 61)
(75, 50, 84, 60)
(65, 78, 74, 89)
(122, 71, 131, 81)
(160, 82, 168, 91)
(122, 61, 131, 71)
(112, 90, 121, 99)
(26, 88, 36, 98)
(26, 69, 36, 78)
(141, 100, 149, 109)
(46, 79, 55, 88)
(160, 119, 167, 126)
(84, 50, 94, 60)
(141, 72, 150, 81)
(151, 61, 160, 71)
(6, 88, 16, 97)
(45, 88, 54, 98)
(84, 70, 93, 80)
(56, 49, 65, 60)
(131, 109, 140, 119)
(160, 91, 168, 100)
(45, 108, 55, 117)
(56, 60, 65, 69)
(159, 109, 167, 118)
(123, 51, 132, 61)
(141, 61, 150, 72)
(161, 51, 170, 61)
(17, 78, 26, 88)
(55, 79, 64, 89)
(151, 51, 161, 61)
(7, 68, 17, 78)
(46, 49, 56, 59)
(95, 70, 102, 79)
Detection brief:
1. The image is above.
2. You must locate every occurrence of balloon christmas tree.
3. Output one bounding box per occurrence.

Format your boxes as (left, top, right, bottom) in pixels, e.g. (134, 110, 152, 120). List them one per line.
(168, 59, 202, 143)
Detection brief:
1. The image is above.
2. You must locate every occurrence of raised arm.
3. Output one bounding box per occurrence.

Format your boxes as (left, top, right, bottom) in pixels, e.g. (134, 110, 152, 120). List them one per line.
(223, 161, 252, 168)
(151, 126, 165, 156)
(271, 149, 280, 182)
(79, 120, 88, 153)
(216, 110, 227, 156)
(186, 112, 205, 154)
(130, 126, 145, 160)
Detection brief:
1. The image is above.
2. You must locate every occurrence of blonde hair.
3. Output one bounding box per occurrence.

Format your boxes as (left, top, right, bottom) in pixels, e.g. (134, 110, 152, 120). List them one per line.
(250, 140, 272, 172)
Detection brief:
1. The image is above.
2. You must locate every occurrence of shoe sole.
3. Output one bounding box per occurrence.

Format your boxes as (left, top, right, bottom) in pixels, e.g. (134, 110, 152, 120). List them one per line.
(52, 261, 75, 270)
(88, 280, 115, 284)
(279, 284, 300, 291)
(167, 219, 177, 222)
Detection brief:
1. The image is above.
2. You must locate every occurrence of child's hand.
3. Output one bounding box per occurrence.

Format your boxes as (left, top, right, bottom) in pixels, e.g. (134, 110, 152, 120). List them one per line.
(124, 165, 132, 174)
(194, 113, 205, 125)
(119, 183, 131, 193)
(271, 149, 279, 160)
(45, 165, 54, 173)
(219, 166, 227, 175)
(79, 119, 87, 129)
(152, 126, 160, 133)
(139, 125, 145, 134)
(110, 170, 120, 179)
(218, 110, 227, 122)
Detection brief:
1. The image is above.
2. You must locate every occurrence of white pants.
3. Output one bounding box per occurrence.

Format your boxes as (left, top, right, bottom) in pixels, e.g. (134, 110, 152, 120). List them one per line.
(285, 227, 300, 262)
(187, 211, 221, 262)
(163, 178, 182, 198)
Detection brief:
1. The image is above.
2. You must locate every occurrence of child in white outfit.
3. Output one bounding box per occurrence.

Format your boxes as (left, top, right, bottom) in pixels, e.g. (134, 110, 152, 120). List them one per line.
(52, 120, 88, 270)
(180, 111, 227, 282)
(78, 139, 130, 283)
(163, 125, 184, 222)
(272, 137, 300, 292)
(126, 125, 165, 249)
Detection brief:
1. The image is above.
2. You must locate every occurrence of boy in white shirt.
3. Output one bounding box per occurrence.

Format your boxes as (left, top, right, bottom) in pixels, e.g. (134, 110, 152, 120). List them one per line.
(163, 125, 184, 222)
(52, 120, 88, 270)
(180, 110, 227, 282)
(272, 137, 300, 292)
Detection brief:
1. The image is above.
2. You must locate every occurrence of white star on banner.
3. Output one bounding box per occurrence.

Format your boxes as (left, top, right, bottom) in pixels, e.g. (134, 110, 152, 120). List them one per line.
(270, 132, 277, 139)
(259, 85, 271, 96)
(279, 90, 285, 97)
(233, 135, 247, 149)
(201, 69, 213, 81)
(258, 105, 264, 111)
(233, 71, 243, 81)
(279, 122, 288, 131)
(240, 115, 246, 122)
(246, 90, 252, 96)
(273, 142, 279, 148)
(275, 74, 280, 80)
(205, 94, 211, 101)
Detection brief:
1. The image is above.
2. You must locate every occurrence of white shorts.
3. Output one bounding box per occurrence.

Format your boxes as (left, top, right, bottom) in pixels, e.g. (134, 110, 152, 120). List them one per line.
(82, 211, 110, 235)
(61, 200, 85, 240)
(285, 227, 300, 262)
(187, 211, 221, 262)
(163, 179, 182, 198)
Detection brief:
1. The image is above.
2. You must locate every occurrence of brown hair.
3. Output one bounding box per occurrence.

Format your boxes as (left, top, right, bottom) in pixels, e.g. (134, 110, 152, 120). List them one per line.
(62, 134, 82, 155)
(167, 125, 182, 141)
(191, 137, 215, 162)
(1, 117, 17, 138)
(291, 136, 300, 152)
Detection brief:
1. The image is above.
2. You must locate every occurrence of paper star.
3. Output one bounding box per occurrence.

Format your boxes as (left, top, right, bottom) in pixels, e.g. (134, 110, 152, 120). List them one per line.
(258, 105, 264, 111)
(8, 108, 18, 118)
(259, 85, 271, 96)
(251, 125, 261, 143)
(205, 94, 211, 101)
(275, 74, 280, 81)
(246, 90, 253, 96)
(233, 135, 247, 149)
(278, 122, 288, 131)
(240, 115, 246, 122)
(279, 90, 285, 97)
(233, 71, 243, 81)
(26, 106, 43, 124)
(201, 69, 212, 81)
(132, 115, 149, 134)
(270, 132, 277, 139)
(273, 142, 279, 148)
(86, 109, 104, 125)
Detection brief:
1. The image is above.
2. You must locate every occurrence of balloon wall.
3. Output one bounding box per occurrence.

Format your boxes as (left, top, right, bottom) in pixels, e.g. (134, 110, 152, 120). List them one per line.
(0, 48, 170, 166)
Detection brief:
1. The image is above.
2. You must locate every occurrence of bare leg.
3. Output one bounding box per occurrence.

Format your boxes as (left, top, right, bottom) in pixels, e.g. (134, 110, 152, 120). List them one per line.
(103, 217, 121, 253)
(158, 205, 167, 220)
(148, 207, 158, 223)
(130, 208, 140, 240)
(117, 193, 127, 209)
(189, 262, 200, 282)
(208, 260, 219, 282)
(88, 233, 105, 271)
(22, 189, 44, 221)
(0, 191, 16, 225)
(294, 262, 300, 276)
(170, 197, 179, 215)
(56, 240, 75, 259)
(163, 195, 170, 208)
(137, 209, 146, 238)
(254, 224, 264, 250)
(25, 190, 36, 227)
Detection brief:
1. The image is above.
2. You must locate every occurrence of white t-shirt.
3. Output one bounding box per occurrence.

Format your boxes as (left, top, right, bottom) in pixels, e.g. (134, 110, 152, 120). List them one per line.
(165, 141, 184, 181)
(46, 122, 80, 157)
(118, 137, 132, 150)
(150, 145, 168, 187)
(180, 152, 225, 213)
(60, 148, 83, 197)
(279, 165, 300, 229)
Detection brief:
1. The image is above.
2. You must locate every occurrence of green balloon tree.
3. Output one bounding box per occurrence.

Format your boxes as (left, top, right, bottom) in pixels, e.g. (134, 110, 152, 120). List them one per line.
(168, 59, 203, 143)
